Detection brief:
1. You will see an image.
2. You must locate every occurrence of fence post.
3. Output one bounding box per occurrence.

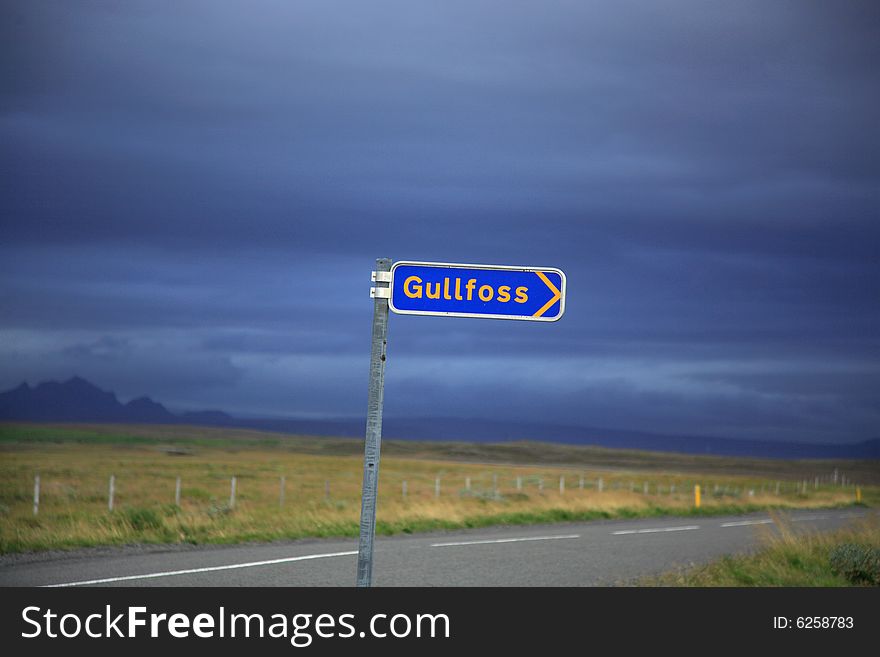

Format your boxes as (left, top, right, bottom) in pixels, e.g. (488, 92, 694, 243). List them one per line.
(434, 476, 440, 499)
(559, 476, 565, 495)
(516, 476, 522, 491)
(643, 482, 649, 495)
(465, 477, 471, 491)
(33, 474, 40, 516)
(175, 476, 182, 506)
(109, 475, 115, 512)
(279, 476, 285, 508)
(493, 474, 499, 499)
(538, 477, 543, 492)
(579, 475, 584, 490)
(597, 477, 603, 493)
(325, 479, 330, 501)
(402, 480, 407, 499)
(230, 476, 237, 509)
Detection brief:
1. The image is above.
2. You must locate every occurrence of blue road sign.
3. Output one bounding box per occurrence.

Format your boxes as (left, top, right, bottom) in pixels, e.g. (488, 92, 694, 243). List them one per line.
(389, 261, 566, 321)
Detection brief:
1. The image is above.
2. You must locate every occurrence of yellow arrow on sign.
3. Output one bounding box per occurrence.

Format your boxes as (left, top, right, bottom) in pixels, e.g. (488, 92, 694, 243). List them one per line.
(533, 271, 562, 317)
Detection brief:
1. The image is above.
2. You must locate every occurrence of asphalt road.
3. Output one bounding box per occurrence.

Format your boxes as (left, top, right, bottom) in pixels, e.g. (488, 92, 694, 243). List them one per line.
(0, 508, 870, 587)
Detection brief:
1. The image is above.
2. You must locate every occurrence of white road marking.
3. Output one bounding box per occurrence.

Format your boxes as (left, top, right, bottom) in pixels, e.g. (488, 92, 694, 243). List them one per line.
(612, 525, 700, 535)
(431, 534, 580, 548)
(721, 519, 774, 527)
(791, 515, 828, 522)
(43, 550, 358, 588)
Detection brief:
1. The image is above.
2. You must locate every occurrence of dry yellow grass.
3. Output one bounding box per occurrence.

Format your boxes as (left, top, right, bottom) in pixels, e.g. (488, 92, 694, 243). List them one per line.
(0, 441, 868, 554)
(643, 512, 880, 586)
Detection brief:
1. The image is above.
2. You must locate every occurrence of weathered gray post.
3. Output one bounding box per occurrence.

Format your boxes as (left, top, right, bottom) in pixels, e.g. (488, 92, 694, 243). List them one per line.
(230, 476, 236, 509)
(279, 476, 285, 508)
(33, 474, 40, 516)
(356, 257, 391, 588)
(108, 475, 115, 512)
(175, 476, 182, 506)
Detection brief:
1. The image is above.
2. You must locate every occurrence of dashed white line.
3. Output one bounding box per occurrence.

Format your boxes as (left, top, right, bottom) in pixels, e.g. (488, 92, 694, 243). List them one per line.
(431, 534, 580, 548)
(612, 525, 700, 535)
(791, 515, 829, 522)
(721, 519, 774, 527)
(43, 550, 358, 588)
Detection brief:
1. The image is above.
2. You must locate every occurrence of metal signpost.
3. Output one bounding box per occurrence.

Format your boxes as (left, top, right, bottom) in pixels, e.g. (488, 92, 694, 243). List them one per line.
(356, 259, 566, 587)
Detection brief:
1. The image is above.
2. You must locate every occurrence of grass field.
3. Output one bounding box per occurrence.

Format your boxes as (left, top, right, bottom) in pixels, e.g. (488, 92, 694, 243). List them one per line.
(0, 423, 875, 554)
(642, 513, 880, 586)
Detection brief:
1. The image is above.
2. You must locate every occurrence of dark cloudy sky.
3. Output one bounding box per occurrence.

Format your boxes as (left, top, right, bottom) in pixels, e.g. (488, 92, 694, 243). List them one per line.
(2, 1, 879, 443)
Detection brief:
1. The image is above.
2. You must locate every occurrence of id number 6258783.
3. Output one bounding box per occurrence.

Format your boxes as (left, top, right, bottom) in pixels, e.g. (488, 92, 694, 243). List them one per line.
(773, 617, 853, 629)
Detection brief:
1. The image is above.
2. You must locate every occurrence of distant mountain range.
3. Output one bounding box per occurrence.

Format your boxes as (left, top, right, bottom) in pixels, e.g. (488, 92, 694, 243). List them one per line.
(1, 377, 877, 460)
(0, 377, 235, 426)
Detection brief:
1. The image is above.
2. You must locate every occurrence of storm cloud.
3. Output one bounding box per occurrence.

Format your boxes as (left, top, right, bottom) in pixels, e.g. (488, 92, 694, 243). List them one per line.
(2, 1, 878, 442)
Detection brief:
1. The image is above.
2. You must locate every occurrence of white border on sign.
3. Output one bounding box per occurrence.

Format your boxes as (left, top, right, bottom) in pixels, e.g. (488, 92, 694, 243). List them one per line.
(388, 260, 566, 322)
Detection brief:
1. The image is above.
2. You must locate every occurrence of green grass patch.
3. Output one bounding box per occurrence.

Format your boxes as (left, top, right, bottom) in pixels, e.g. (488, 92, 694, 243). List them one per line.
(642, 513, 880, 586)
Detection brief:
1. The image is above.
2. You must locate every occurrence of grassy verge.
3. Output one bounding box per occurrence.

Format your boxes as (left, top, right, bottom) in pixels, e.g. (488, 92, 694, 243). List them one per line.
(0, 427, 874, 555)
(642, 511, 880, 586)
